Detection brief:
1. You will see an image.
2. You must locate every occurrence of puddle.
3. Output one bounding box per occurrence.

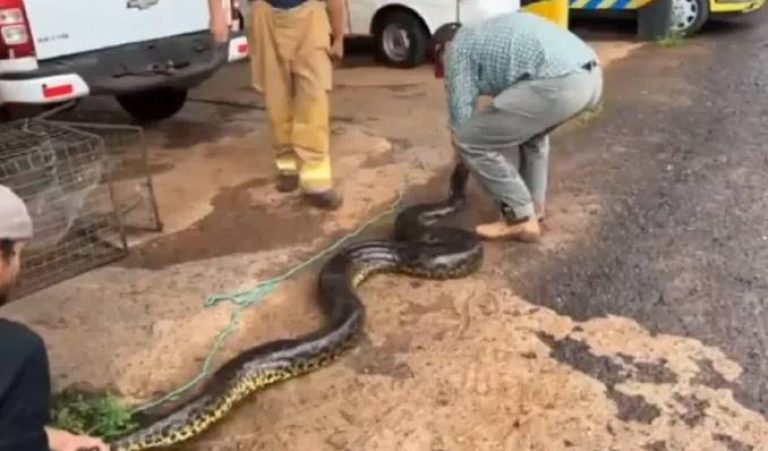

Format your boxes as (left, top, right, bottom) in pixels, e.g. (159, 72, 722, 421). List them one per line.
(120, 178, 324, 269)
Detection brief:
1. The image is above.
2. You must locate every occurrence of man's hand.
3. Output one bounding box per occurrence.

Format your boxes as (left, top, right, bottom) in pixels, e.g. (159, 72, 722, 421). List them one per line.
(330, 37, 344, 64)
(326, 0, 346, 65)
(46, 427, 109, 451)
(207, 0, 230, 44)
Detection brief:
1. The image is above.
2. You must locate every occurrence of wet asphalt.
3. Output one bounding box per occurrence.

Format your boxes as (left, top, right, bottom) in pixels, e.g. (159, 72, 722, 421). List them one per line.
(507, 11, 768, 419)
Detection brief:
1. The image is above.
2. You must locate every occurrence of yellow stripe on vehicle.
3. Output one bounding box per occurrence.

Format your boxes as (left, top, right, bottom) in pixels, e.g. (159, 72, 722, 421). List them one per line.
(570, 0, 593, 8)
(626, 0, 653, 8)
(596, 0, 617, 9)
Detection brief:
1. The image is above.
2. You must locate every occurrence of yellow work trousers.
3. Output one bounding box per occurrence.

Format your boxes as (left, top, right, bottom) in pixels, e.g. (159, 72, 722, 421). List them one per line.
(247, 0, 334, 193)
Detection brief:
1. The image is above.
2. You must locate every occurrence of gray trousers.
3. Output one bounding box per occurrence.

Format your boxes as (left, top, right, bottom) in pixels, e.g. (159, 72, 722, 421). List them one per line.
(454, 65, 603, 220)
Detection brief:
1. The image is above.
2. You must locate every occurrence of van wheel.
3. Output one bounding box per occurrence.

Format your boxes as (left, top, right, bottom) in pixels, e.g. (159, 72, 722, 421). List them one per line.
(668, 0, 708, 36)
(116, 88, 188, 124)
(373, 10, 430, 68)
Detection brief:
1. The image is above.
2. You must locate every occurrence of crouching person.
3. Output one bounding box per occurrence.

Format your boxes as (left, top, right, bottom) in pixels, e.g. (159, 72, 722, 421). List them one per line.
(0, 185, 108, 451)
(433, 12, 603, 242)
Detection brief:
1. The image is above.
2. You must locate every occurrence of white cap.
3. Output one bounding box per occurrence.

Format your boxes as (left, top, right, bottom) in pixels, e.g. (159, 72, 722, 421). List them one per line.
(0, 185, 33, 241)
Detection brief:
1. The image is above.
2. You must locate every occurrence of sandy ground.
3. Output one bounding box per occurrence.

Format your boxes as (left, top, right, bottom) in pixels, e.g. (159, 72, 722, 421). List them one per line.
(3, 33, 767, 450)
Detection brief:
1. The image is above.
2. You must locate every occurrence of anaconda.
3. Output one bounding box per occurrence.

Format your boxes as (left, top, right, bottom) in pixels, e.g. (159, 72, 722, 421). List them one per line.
(109, 163, 483, 450)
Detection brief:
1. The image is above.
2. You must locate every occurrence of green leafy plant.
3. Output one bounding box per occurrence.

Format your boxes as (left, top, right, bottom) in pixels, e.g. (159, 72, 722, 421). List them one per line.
(655, 30, 686, 47)
(50, 389, 139, 440)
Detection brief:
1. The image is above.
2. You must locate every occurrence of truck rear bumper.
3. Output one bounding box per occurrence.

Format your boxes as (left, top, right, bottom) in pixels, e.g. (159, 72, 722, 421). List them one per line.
(0, 73, 89, 104)
(0, 31, 248, 105)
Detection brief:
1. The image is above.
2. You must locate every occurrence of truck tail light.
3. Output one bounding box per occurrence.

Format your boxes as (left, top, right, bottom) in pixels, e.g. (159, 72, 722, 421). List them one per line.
(0, 0, 34, 60)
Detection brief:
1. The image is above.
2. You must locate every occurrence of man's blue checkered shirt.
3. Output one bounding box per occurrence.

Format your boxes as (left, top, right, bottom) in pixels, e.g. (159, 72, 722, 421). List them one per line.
(444, 12, 598, 132)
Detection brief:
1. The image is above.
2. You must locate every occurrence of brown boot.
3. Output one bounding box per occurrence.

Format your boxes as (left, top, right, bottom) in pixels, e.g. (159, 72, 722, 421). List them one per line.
(303, 190, 343, 211)
(276, 173, 299, 193)
(476, 217, 541, 242)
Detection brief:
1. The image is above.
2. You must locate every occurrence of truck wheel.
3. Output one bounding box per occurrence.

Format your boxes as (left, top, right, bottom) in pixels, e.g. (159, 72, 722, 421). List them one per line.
(116, 88, 188, 124)
(373, 10, 430, 69)
(668, 0, 709, 36)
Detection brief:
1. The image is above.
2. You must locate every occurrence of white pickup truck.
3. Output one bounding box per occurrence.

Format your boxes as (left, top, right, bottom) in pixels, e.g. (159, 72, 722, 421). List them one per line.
(0, 0, 248, 122)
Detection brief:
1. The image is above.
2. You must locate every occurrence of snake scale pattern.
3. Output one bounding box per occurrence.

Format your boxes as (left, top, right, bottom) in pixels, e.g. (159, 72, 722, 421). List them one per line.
(109, 163, 483, 450)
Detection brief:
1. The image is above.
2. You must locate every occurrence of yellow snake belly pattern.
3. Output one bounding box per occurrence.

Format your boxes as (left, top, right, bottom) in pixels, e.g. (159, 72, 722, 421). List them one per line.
(108, 163, 482, 450)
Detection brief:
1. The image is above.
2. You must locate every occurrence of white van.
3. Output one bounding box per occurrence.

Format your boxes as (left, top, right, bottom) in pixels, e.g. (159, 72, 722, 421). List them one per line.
(350, 0, 521, 67)
(240, 0, 521, 68)
(0, 0, 249, 123)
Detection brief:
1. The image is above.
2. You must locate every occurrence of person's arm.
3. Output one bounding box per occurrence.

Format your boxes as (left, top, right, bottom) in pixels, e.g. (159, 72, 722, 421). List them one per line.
(45, 427, 108, 451)
(207, 0, 230, 43)
(327, 0, 346, 43)
(327, 0, 347, 61)
(444, 45, 479, 134)
(0, 320, 106, 451)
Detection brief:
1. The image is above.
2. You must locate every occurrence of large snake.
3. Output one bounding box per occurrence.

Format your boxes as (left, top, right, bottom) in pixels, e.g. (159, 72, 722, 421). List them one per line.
(108, 163, 483, 450)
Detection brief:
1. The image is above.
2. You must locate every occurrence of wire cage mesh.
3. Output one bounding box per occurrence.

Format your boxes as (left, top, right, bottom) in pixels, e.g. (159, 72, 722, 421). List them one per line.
(0, 118, 158, 300)
(54, 121, 163, 234)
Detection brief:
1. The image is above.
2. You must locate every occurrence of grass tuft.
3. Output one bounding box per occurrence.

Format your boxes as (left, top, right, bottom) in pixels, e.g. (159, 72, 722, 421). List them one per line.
(50, 388, 139, 440)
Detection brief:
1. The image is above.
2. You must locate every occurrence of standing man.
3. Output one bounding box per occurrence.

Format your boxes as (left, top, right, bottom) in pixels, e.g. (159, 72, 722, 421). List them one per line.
(432, 12, 603, 242)
(0, 186, 109, 451)
(209, 0, 347, 210)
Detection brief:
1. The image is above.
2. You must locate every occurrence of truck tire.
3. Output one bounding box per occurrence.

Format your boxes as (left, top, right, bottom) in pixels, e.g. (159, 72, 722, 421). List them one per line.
(668, 0, 709, 36)
(116, 88, 188, 124)
(373, 10, 430, 69)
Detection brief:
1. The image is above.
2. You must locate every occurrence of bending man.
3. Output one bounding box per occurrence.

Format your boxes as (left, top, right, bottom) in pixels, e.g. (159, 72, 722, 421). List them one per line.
(433, 12, 603, 242)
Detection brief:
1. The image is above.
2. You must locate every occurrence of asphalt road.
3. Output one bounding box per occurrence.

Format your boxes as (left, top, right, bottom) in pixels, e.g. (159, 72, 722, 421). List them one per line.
(509, 10, 768, 423)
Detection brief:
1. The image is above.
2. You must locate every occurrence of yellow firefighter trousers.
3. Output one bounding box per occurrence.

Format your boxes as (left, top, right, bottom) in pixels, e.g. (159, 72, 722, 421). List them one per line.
(247, 0, 334, 193)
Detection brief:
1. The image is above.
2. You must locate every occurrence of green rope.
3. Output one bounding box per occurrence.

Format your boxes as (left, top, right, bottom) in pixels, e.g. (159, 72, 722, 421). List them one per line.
(130, 189, 405, 415)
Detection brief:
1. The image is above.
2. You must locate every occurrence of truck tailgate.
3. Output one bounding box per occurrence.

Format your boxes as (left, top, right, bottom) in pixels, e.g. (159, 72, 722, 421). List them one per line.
(23, 0, 213, 61)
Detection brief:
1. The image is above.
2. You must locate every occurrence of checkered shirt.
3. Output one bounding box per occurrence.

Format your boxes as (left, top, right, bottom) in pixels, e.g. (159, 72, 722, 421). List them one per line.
(444, 12, 598, 132)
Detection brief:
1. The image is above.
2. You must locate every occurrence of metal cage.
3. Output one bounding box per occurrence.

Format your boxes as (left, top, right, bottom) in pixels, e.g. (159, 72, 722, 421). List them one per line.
(0, 118, 131, 299)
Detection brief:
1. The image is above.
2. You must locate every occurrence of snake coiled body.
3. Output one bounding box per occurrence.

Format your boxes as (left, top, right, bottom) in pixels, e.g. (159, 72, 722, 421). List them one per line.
(109, 163, 482, 451)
